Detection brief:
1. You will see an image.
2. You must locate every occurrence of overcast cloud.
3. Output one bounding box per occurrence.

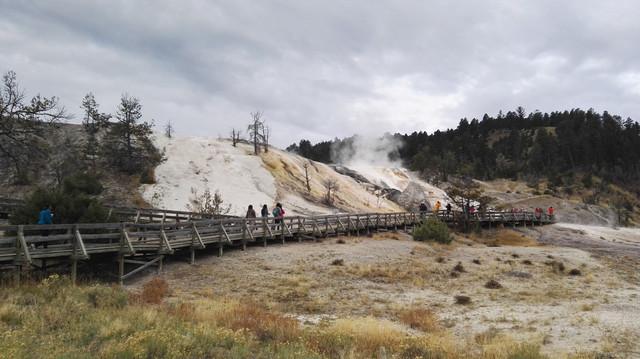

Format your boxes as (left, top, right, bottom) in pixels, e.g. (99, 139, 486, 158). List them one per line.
(1, 0, 639, 146)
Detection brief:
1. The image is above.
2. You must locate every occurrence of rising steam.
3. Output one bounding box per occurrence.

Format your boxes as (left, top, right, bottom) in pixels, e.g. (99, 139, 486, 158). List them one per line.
(331, 134, 403, 168)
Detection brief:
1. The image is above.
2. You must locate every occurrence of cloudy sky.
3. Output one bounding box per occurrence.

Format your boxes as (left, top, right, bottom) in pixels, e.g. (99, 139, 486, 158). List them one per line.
(1, 1, 639, 147)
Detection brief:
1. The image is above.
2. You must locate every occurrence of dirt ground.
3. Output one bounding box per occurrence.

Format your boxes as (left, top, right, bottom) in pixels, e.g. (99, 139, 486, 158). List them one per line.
(130, 228, 640, 357)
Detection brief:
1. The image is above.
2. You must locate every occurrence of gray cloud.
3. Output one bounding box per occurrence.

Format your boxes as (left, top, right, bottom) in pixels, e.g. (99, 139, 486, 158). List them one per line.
(1, 0, 639, 146)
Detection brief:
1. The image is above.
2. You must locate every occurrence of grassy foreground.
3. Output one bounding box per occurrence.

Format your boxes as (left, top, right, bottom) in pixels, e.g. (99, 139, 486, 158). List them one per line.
(0, 275, 603, 359)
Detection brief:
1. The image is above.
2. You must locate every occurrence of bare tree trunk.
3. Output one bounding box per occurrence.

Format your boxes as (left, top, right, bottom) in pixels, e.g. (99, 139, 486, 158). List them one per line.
(254, 122, 259, 155)
(263, 126, 270, 153)
(303, 162, 311, 193)
(231, 128, 239, 147)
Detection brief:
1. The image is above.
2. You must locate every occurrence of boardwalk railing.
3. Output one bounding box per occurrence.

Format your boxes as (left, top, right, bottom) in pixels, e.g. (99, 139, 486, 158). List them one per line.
(0, 198, 23, 219)
(105, 206, 237, 223)
(1, 210, 553, 283)
(0, 198, 235, 223)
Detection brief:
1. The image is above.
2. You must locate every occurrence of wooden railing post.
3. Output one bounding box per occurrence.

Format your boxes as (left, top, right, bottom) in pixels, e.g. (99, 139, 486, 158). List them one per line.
(262, 218, 268, 247)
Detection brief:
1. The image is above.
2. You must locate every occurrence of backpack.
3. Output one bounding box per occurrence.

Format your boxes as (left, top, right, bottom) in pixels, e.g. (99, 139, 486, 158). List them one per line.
(272, 207, 281, 217)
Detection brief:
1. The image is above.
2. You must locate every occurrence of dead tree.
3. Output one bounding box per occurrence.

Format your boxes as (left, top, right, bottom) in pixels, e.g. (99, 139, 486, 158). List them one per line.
(165, 121, 174, 138)
(303, 161, 311, 193)
(323, 178, 339, 205)
(247, 111, 265, 155)
(262, 124, 270, 153)
(231, 128, 242, 147)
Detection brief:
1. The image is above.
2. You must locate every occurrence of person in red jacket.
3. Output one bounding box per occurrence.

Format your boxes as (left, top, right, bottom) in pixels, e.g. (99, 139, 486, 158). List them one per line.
(547, 206, 554, 219)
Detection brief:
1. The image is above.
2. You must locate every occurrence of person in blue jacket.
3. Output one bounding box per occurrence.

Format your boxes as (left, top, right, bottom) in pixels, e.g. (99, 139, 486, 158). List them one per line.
(37, 205, 53, 247)
(38, 205, 53, 225)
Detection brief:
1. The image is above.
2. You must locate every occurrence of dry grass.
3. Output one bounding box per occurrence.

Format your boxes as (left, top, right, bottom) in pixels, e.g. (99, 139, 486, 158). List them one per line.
(371, 232, 405, 241)
(580, 303, 596, 312)
(307, 317, 405, 358)
(201, 300, 300, 342)
(341, 260, 437, 286)
(481, 229, 540, 247)
(0, 275, 583, 359)
(138, 277, 170, 304)
(398, 307, 440, 332)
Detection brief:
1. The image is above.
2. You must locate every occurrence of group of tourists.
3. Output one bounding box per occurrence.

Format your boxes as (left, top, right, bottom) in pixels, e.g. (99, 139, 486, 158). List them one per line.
(245, 203, 286, 224)
(418, 200, 453, 217)
(533, 206, 554, 219)
(418, 201, 555, 220)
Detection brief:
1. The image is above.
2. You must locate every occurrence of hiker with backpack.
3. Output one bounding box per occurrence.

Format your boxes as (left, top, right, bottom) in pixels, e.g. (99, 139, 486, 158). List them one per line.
(272, 203, 285, 229)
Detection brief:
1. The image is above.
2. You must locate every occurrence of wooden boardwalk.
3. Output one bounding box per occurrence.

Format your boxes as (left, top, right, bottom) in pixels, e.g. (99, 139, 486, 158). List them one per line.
(0, 209, 553, 284)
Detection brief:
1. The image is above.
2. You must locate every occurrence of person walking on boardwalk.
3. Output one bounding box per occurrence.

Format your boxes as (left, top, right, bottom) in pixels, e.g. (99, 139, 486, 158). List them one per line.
(37, 205, 53, 248)
(38, 205, 53, 226)
(272, 203, 285, 230)
(261, 204, 269, 218)
(547, 206, 554, 220)
(272, 203, 285, 222)
(246, 205, 256, 218)
(433, 200, 441, 215)
(419, 202, 428, 218)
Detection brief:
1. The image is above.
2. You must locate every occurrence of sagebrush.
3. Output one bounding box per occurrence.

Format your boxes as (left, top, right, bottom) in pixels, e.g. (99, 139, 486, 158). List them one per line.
(413, 218, 452, 244)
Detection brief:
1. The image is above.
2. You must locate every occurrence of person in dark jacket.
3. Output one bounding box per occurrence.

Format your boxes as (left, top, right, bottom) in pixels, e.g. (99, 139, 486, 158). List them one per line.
(246, 205, 256, 218)
(261, 204, 269, 218)
(445, 203, 452, 216)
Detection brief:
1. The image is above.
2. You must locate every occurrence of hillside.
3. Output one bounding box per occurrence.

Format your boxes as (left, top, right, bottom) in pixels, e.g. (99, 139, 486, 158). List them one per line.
(0, 123, 150, 208)
(140, 136, 414, 216)
(289, 108, 640, 225)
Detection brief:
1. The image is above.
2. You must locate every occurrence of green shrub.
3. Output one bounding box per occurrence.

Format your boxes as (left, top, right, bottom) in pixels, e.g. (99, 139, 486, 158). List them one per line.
(10, 173, 109, 224)
(62, 173, 103, 195)
(10, 188, 109, 224)
(413, 218, 452, 244)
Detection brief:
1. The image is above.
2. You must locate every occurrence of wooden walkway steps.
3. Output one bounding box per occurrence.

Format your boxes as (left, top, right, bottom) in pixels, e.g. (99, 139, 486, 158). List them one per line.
(0, 210, 553, 284)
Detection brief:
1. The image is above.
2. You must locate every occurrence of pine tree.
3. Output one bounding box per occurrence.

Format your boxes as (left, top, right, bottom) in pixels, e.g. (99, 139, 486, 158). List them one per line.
(101, 94, 161, 174)
(80, 92, 110, 169)
(0, 70, 67, 183)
